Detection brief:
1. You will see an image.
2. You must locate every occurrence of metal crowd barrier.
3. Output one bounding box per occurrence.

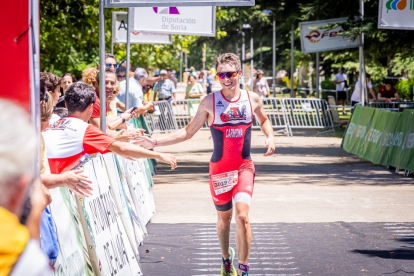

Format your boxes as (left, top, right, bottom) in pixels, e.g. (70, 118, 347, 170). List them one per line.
(146, 97, 336, 136)
(282, 98, 335, 136)
(369, 101, 414, 112)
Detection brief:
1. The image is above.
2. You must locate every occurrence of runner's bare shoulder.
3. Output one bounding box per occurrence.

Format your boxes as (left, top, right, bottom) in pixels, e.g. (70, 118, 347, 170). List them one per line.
(200, 93, 215, 114)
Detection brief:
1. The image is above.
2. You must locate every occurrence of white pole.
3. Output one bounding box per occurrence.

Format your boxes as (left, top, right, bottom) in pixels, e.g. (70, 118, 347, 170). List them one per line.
(272, 19, 276, 97)
(316, 52, 320, 98)
(250, 29, 254, 90)
(125, 8, 131, 110)
(359, 0, 365, 106)
(99, 0, 106, 132)
(290, 24, 295, 98)
(242, 32, 246, 89)
(180, 51, 183, 82)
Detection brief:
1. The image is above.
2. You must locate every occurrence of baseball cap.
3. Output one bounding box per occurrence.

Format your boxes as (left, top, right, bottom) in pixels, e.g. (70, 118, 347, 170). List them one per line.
(160, 69, 168, 75)
(257, 69, 264, 75)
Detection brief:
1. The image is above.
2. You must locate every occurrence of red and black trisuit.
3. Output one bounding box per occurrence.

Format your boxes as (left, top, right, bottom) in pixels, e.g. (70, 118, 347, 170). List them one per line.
(209, 90, 255, 212)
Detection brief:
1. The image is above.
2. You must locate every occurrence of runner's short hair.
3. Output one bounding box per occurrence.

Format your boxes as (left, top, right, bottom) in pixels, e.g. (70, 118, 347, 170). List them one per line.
(65, 82, 96, 113)
(214, 53, 241, 71)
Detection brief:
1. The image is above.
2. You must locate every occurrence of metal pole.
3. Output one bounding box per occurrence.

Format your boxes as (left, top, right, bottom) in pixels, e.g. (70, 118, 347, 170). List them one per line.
(125, 8, 131, 110)
(272, 19, 276, 97)
(359, 0, 365, 106)
(111, 43, 114, 55)
(185, 52, 188, 69)
(180, 51, 183, 82)
(316, 52, 320, 98)
(250, 29, 254, 90)
(242, 31, 245, 89)
(290, 24, 295, 98)
(99, 0, 106, 132)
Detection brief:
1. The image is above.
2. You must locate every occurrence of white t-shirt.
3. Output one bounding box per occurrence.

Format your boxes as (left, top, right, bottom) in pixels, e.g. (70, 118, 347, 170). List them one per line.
(334, 73, 347, 91)
(351, 80, 373, 103)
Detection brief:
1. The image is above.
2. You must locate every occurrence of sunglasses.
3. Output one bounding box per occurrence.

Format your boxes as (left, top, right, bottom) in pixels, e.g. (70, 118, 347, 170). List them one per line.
(106, 63, 118, 69)
(216, 70, 240, 80)
(117, 74, 126, 79)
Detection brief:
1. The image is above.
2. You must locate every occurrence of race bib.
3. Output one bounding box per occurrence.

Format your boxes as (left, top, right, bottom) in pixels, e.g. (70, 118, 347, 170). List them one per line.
(211, 170, 238, 195)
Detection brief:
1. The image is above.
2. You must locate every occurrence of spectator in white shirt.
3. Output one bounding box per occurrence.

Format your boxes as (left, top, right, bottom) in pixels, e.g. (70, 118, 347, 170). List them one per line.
(333, 67, 348, 115)
(351, 73, 377, 106)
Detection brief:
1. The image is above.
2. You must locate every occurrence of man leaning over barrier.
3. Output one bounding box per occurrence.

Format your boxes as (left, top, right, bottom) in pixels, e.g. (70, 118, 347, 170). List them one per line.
(138, 53, 275, 276)
(42, 82, 177, 178)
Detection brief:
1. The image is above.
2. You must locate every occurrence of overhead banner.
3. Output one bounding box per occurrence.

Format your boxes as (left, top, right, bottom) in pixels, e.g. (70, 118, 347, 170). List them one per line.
(106, 0, 254, 8)
(378, 0, 414, 30)
(131, 6, 216, 37)
(112, 12, 172, 45)
(299, 18, 361, 53)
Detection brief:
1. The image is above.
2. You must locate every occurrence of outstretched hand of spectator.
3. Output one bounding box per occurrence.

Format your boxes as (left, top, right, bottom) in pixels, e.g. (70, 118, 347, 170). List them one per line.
(158, 153, 177, 170)
(115, 130, 134, 142)
(63, 168, 93, 197)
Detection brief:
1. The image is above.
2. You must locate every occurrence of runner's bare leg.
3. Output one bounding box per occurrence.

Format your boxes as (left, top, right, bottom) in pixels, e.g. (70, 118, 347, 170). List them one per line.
(235, 201, 252, 268)
(217, 208, 233, 259)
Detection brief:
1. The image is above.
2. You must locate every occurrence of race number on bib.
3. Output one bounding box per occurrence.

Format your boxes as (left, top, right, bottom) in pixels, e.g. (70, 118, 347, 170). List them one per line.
(211, 170, 238, 195)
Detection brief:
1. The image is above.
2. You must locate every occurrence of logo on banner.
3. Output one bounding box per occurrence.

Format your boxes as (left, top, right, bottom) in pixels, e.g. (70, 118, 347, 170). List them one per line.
(153, 7, 180, 14)
(386, 0, 414, 11)
(305, 29, 344, 43)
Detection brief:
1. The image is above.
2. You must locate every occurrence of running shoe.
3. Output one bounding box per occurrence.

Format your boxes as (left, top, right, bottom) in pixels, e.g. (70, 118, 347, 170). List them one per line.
(221, 247, 237, 276)
(238, 263, 250, 276)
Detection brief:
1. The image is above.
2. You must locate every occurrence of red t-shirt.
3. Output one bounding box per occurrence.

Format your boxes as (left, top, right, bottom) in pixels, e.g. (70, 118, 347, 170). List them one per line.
(91, 91, 109, 118)
(378, 85, 397, 98)
(43, 116, 116, 174)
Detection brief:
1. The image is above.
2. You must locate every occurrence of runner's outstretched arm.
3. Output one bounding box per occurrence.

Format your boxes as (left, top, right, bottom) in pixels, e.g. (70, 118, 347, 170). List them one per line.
(108, 141, 177, 170)
(250, 92, 275, 156)
(139, 96, 211, 148)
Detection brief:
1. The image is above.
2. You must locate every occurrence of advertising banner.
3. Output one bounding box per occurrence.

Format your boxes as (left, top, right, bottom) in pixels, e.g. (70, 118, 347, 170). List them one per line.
(343, 106, 376, 155)
(131, 6, 216, 36)
(372, 111, 401, 166)
(82, 156, 142, 275)
(106, 0, 254, 8)
(361, 109, 389, 163)
(299, 18, 361, 53)
(378, 0, 414, 30)
(48, 188, 92, 276)
(112, 12, 172, 45)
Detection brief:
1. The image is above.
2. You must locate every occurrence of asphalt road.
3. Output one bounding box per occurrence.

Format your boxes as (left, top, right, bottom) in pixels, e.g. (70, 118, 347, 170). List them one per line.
(138, 130, 414, 275)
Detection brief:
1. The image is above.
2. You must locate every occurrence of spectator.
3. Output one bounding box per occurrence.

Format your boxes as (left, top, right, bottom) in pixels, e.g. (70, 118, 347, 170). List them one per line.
(40, 72, 61, 107)
(185, 74, 204, 99)
(108, 80, 125, 117)
(60, 73, 76, 94)
(333, 67, 348, 115)
(116, 67, 127, 83)
(351, 73, 377, 106)
(0, 99, 51, 275)
(189, 66, 197, 78)
(153, 69, 177, 102)
(42, 82, 177, 175)
(81, 67, 98, 89)
(89, 68, 135, 133)
(103, 53, 117, 71)
(378, 80, 400, 102)
(118, 67, 155, 115)
(197, 71, 206, 88)
(278, 71, 297, 96)
(206, 71, 213, 95)
(53, 107, 68, 118)
(166, 67, 177, 88)
(253, 69, 270, 99)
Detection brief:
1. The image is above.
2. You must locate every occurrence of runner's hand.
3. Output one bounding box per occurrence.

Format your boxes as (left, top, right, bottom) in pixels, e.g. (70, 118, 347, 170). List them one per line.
(134, 136, 155, 149)
(264, 136, 275, 156)
(63, 168, 93, 197)
(158, 153, 177, 170)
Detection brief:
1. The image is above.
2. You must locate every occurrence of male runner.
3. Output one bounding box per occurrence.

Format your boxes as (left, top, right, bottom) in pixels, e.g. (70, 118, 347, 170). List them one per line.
(139, 53, 275, 276)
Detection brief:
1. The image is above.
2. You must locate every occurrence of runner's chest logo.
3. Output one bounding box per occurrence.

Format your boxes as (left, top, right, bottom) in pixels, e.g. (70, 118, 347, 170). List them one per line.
(220, 105, 247, 122)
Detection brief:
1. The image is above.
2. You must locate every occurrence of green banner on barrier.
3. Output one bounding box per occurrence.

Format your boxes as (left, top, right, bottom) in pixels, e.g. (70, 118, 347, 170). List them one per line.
(343, 105, 376, 155)
(342, 106, 414, 172)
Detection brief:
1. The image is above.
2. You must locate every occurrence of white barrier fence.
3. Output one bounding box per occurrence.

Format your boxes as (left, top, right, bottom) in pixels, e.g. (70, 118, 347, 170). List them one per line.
(49, 154, 156, 275)
(145, 98, 337, 136)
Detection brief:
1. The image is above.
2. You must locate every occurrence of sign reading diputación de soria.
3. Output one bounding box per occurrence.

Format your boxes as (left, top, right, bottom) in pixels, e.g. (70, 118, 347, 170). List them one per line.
(105, 0, 254, 8)
(299, 18, 361, 54)
(132, 6, 216, 37)
(112, 12, 172, 44)
(378, 0, 414, 30)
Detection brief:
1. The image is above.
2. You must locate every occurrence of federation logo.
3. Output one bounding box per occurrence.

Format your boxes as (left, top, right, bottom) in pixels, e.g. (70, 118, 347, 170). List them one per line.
(305, 30, 321, 43)
(153, 7, 180, 15)
(220, 106, 247, 122)
(386, 0, 414, 11)
(305, 29, 344, 43)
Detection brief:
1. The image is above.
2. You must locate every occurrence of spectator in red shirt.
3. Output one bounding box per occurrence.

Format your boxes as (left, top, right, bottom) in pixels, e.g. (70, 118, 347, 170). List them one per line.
(43, 82, 177, 175)
(378, 80, 399, 102)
